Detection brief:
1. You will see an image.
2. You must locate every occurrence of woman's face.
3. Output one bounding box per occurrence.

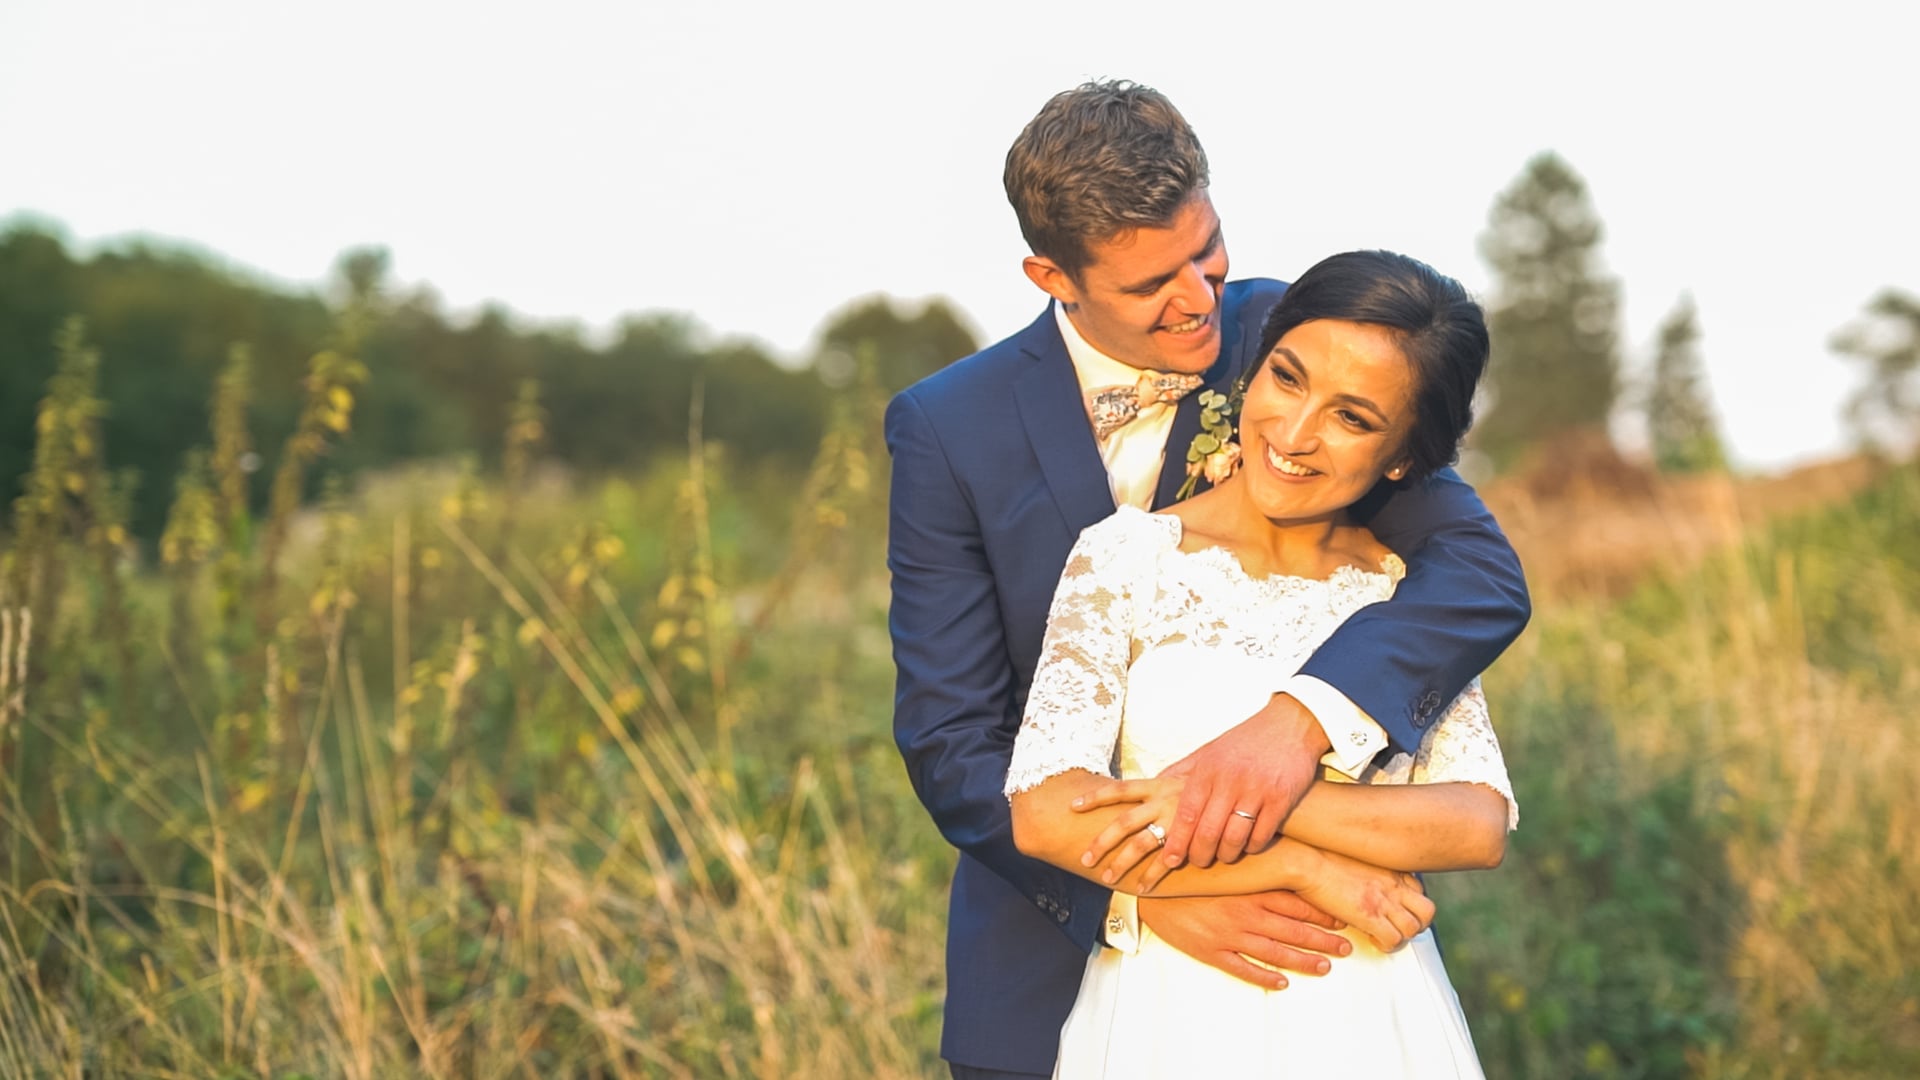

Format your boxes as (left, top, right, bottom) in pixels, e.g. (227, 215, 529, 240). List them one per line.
(1234, 318, 1417, 523)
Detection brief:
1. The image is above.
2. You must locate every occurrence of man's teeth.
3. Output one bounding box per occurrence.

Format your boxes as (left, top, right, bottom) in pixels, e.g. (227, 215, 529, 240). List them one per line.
(1265, 445, 1316, 476)
(1161, 315, 1208, 334)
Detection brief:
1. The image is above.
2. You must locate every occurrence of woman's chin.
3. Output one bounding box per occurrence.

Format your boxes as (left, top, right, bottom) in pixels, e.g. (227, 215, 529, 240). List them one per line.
(1245, 479, 1368, 525)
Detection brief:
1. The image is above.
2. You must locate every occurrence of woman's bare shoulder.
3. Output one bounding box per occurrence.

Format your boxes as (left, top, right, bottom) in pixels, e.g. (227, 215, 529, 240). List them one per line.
(1329, 523, 1401, 576)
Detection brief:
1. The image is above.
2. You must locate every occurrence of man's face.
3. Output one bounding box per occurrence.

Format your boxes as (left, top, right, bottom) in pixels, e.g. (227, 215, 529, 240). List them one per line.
(1028, 193, 1228, 375)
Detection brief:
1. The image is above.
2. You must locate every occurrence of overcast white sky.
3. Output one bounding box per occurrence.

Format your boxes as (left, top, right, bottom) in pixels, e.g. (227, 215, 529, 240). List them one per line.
(3, 0, 1914, 470)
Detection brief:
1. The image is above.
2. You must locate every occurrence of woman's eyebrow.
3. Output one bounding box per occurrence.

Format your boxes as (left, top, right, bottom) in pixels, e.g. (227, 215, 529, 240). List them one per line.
(1271, 346, 1307, 378)
(1331, 392, 1390, 424)
(1273, 348, 1390, 424)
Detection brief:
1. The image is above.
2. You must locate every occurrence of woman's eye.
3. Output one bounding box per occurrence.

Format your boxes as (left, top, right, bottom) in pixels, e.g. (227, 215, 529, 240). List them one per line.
(1339, 410, 1373, 430)
(1269, 365, 1299, 387)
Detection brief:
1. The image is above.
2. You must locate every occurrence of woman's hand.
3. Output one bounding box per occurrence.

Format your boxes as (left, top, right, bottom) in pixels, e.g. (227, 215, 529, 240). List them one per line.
(1290, 848, 1434, 952)
(1072, 774, 1188, 891)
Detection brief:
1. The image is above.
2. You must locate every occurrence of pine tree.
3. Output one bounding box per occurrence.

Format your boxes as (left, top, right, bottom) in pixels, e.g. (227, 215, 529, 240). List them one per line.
(1474, 152, 1622, 469)
(1832, 288, 1920, 454)
(1646, 295, 1727, 473)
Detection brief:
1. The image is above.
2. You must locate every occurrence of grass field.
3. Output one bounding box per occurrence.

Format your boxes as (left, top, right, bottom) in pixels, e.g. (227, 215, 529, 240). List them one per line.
(2, 341, 1917, 1076)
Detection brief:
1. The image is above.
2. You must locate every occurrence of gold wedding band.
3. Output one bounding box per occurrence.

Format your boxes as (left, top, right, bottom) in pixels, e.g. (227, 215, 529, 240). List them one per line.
(1144, 822, 1167, 847)
(1232, 810, 1257, 822)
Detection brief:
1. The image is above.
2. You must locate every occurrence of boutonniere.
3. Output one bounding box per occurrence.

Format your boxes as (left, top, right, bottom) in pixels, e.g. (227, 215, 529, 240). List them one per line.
(1175, 386, 1245, 501)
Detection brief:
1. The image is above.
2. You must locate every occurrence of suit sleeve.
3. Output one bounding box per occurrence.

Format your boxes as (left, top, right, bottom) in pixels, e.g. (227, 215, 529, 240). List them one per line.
(1296, 468, 1531, 754)
(885, 389, 1111, 951)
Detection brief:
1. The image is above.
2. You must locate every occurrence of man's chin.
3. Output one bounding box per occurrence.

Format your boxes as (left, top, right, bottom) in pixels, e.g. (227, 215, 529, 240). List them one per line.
(1153, 330, 1221, 374)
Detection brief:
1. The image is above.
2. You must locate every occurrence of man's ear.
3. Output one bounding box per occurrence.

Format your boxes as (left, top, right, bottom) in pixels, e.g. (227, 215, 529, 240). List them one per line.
(1022, 256, 1079, 307)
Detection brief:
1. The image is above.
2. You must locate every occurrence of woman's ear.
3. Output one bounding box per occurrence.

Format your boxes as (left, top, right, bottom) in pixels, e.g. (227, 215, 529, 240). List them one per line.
(1385, 457, 1413, 483)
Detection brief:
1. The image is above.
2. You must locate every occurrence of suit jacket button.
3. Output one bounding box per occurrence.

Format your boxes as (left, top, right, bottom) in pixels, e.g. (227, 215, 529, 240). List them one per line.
(1414, 690, 1443, 728)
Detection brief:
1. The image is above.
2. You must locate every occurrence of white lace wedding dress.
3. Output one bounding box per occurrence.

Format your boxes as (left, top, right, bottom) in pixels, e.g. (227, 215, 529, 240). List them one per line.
(1006, 507, 1518, 1080)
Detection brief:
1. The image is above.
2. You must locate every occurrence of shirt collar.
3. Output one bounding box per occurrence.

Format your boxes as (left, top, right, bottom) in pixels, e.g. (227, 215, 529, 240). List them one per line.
(1055, 301, 1149, 392)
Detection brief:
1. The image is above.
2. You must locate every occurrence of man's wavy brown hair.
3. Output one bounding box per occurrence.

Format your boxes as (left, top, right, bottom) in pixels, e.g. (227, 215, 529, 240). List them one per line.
(1003, 80, 1210, 280)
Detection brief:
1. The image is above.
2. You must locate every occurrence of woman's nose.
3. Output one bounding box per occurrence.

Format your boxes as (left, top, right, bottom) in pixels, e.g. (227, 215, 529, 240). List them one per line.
(1277, 409, 1319, 453)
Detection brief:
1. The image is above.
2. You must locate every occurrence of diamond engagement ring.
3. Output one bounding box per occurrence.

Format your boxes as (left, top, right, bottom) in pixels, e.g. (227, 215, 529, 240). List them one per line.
(1232, 810, 1257, 822)
(1144, 822, 1167, 847)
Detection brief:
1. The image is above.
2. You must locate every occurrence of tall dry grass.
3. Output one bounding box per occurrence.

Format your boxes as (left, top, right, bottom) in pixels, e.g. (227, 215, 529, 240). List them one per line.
(0, 325, 949, 1076)
(1434, 463, 1920, 1077)
(1, 317, 1916, 1076)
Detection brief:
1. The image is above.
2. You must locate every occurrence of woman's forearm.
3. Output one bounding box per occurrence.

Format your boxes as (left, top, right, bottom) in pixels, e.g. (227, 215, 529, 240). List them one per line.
(1115, 835, 1327, 897)
(1012, 773, 1350, 898)
(1282, 779, 1508, 871)
(1011, 770, 1508, 901)
(1009, 770, 1135, 885)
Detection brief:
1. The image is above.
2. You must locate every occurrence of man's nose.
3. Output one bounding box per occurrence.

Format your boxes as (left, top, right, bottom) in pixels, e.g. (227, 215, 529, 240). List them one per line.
(1170, 260, 1218, 314)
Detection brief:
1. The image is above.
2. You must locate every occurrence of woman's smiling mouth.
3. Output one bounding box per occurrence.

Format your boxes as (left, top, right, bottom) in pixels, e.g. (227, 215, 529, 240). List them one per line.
(1264, 442, 1320, 477)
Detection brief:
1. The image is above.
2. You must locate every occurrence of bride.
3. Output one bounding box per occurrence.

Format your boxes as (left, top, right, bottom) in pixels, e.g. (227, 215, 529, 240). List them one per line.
(1005, 250, 1518, 1079)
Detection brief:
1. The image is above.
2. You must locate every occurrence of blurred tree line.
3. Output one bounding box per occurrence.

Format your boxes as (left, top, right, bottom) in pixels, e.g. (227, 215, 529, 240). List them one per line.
(1473, 152, 1917, 474)
(8, 157, 1916, 545)
(0, 219, 979, 541)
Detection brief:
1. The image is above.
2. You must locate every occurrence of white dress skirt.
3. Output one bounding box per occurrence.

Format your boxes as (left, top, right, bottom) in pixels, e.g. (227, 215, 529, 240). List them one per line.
(1006, 507, 1518, 1080)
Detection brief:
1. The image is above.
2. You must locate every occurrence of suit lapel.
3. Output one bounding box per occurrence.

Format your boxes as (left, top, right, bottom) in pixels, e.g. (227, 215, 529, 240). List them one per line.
(1013, 311, 1117, 536)
(1151, 292, 1255, 509)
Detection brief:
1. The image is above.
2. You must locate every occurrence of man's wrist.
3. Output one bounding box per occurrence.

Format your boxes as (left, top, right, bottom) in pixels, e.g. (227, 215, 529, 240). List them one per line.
(1104, 892, 1143, 954)
(1268, 692, 1332, 756)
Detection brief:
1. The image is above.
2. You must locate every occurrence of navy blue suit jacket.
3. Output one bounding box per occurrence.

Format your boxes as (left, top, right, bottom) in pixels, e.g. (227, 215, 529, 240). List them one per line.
(884, 278, 1531, 1073)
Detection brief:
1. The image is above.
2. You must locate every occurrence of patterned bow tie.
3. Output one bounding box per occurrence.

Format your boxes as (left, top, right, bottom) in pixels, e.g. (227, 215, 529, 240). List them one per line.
(1086, 371, 1205, 442)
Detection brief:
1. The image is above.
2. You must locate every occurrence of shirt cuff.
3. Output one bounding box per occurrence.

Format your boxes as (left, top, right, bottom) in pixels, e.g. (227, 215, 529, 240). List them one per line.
(1101, 891, 1142, 954)
(1285, 674, 1386, 779)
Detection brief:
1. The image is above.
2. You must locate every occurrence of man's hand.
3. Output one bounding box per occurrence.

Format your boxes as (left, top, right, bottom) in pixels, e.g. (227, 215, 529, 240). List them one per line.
(1159, 693, 1329, 869)
(1137, 892, 1350, 991)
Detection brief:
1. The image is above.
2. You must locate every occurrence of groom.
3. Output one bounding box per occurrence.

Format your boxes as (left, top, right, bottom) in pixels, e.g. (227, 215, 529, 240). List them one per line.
(886, 80, 1530, 1079)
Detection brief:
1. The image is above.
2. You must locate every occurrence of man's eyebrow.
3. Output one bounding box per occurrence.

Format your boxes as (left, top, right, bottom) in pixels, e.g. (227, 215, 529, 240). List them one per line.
(1119, 226, 1222, 294)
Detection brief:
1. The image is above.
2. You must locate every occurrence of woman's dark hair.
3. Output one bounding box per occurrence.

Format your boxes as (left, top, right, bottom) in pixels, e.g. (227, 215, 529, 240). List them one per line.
(1249, 250, 1489, 483)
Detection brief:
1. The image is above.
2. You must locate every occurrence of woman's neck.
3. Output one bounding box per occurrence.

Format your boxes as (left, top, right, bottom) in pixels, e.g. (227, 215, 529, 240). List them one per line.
(1171, 473, 1369, 580)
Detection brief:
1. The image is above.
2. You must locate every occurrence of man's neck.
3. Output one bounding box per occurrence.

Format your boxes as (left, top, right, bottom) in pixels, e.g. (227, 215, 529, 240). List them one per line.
(1056, 302, 1149, 388)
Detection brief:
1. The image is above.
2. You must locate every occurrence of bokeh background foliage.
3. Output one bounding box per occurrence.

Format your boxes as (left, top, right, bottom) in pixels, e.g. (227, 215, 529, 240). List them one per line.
(2, 171, 1919, 1076)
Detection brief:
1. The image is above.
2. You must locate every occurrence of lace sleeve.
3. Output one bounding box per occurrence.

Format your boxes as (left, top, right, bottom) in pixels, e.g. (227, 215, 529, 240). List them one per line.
(1005, 515, 1149, 795)
(1395, 679, 1518, 831)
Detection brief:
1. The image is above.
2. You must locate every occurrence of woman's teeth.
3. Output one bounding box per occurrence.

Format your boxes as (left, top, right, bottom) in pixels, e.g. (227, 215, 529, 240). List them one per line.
(1265, 445, 1317, 476)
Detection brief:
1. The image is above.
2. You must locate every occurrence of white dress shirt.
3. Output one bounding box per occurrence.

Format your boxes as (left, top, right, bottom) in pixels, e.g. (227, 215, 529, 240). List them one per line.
(1058, 304, 1181, 512)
